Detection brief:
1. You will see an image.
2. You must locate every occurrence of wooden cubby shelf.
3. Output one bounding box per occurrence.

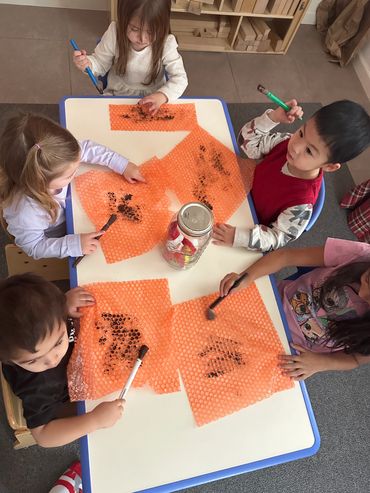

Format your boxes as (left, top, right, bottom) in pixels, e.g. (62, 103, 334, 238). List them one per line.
(111, 0, 311, 54)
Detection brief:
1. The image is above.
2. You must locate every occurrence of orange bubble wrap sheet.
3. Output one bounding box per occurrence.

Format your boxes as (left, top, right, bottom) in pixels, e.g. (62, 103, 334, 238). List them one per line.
(157, 125, 247, 223)
(173, 283, 293, 426)
(74, 160, 172, 263)
(109, 103, 198, 131)
(67, 279, 178, 401)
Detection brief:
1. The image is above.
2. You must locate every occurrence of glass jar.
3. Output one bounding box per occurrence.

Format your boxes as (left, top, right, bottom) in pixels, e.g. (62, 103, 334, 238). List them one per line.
(162, 202, 213, 270)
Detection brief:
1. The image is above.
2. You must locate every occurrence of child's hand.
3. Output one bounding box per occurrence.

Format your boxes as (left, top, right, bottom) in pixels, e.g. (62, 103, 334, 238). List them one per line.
(219, 271, 250, 297)
(80, 230, 104, 255)
(269, 99, 304, 124)
(91, 399, 125, 429)
(213, 223, 236, 246)
(65, 287, 95, 318)
(138, 92, 168, 115)
(279, 343, 329, 380)
(73, 49, 92, 73)
(123, 162, 145, 183)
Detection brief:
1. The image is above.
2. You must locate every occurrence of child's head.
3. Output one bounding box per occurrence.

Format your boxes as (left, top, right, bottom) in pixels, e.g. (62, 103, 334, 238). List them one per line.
(0, 113, 80, 221)
(116, 0, 171, 84)
(322, 262, 370, 355)
(0, 273, 69, 372)
(287, 100, 370, 175)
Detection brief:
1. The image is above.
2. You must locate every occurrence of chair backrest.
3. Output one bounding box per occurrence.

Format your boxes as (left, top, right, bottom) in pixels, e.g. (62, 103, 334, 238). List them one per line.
(285, 266, 315, 281)
(306, 177, 325, 232)
(5, 244, 69, 280)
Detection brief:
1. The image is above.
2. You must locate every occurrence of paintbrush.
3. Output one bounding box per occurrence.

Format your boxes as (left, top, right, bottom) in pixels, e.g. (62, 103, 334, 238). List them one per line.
(72, 213, 117, 268)
(206, 272, 248, 321)
(69, 39, 104, 95)
(257, 84, 302, 120)
(119, 345, 149, 399)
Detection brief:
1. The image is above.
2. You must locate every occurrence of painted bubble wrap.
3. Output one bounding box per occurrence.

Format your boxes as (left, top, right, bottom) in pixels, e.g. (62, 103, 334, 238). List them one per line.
(67, 279, 179, 401)
(109, 103, 198, 131)
(172, 283, 293, 426)
(156, 125, 248, 223)
(74, 158, 172, 263)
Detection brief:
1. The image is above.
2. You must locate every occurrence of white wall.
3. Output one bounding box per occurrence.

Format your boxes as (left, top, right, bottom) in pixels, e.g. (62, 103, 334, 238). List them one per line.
(0, 0, 318, 19)
(353, 41, 370, 99)
(0, 0, 109, 9)
(302, 0, 320, 25)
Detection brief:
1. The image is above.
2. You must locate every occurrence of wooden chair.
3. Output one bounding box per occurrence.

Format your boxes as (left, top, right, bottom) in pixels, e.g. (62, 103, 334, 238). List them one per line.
(5, 244, 69, 281)
(1, 244, 69, 448)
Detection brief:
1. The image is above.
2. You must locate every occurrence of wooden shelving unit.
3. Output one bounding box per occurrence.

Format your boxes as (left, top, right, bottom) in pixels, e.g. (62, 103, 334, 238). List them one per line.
(110, 0, 311, 54)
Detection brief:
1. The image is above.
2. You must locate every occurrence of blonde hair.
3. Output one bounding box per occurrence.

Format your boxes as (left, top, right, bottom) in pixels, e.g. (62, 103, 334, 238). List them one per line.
(0, 113, 80, 222)
(116, 0, 171, 85)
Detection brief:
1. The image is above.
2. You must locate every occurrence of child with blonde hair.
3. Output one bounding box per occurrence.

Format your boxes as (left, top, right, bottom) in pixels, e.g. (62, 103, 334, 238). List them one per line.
(73, 0, 188, 115)
(0, 113, 143, 259)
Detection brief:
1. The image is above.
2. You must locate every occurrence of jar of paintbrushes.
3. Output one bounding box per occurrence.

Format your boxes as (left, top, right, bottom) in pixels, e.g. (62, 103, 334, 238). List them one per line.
(162, 202, 213, 270)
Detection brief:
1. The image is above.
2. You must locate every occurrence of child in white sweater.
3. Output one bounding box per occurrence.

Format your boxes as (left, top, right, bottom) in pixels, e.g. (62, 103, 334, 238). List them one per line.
(73, 0, 188, 115)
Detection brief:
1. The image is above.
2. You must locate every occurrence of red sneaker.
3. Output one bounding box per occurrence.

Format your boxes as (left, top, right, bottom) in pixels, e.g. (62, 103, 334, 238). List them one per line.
(49, 460, 82, 493)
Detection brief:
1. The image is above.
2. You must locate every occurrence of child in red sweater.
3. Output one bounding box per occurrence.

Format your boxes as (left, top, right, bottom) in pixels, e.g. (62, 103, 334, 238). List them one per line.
(213, 99, 370, 252)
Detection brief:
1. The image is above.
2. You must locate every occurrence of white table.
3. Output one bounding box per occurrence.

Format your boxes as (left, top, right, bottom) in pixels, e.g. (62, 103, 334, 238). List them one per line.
(60, 97, 319, 493)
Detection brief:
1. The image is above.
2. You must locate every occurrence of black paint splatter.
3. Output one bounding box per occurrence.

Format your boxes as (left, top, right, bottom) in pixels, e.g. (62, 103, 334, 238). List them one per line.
(117, 194, 142, 223)
(96, 312, 142, 375)
(199, 336, 246, 379)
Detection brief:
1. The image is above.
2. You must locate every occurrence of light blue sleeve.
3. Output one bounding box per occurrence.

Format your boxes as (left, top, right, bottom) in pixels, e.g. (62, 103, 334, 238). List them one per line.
(3, 198, 82, 259)
(79, 140, 129, 174)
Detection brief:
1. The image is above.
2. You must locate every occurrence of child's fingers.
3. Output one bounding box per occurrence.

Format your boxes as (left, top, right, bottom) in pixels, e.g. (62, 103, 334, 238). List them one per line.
(219, 274, 237, 296)
(286, 98, 298, 108)
(133, 172, 146, 183)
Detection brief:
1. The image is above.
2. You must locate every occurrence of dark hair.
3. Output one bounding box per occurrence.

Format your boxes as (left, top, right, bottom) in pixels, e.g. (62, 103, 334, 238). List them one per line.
(116, 0, 171, 85)
(313, 100, 370, 163)
(319, 262, 370, 355)
(0, 273, 67, 362)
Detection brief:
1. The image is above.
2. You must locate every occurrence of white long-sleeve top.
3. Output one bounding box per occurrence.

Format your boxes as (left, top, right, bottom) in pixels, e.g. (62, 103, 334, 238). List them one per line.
(3, 140, 128, 259)
(87, 22, 188, 101)
(235, 110, 313, 252)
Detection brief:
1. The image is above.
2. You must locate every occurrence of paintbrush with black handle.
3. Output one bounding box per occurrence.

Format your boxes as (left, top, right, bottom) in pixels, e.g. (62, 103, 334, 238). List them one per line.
(72, 213, 117, 268)
(206, 271, 249, 321)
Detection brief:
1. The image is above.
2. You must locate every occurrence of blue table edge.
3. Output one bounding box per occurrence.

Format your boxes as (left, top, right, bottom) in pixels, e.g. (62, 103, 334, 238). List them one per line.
(60, 95, 320, 493)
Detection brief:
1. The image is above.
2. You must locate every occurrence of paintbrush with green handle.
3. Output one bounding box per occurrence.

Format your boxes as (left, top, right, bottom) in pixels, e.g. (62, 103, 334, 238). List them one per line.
(257, 84, 303, 120)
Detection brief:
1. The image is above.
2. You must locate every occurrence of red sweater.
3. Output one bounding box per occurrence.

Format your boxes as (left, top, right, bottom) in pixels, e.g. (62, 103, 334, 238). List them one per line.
(251, 139, 323, 225)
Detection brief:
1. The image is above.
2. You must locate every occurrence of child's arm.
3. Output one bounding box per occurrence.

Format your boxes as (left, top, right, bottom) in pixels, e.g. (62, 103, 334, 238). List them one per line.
(213, 203, 312, 251)
(79, 140, 144, 183)
(31, 399, 124, 448)
(73, 22, 116, 77)
(239, 101, 303, 159)
(279, 344, 370, 380)
(139, 35, 188, 114)
(219, 245, 325, 297)
(4, 203, 102, 259)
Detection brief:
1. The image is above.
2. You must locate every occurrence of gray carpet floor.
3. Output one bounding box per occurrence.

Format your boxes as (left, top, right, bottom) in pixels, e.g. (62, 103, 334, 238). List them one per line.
(0, 103, 368, 493)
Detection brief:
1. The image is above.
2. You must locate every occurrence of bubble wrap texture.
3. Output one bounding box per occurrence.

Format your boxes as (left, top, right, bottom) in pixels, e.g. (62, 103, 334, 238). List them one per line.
(109, 103, 198, 131)
(157, 125, 247, 223)
(172, 283, 293, 426)
(67, 279, 179, 401)
(74, 159, 172, 263)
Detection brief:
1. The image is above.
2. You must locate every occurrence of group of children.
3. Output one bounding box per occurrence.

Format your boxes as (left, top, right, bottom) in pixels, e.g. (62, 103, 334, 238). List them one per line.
(0, 0, 370, 451)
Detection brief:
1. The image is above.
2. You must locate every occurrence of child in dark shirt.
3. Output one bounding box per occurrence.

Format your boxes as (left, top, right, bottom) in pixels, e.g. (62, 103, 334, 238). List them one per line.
(0, 273, 124, 447)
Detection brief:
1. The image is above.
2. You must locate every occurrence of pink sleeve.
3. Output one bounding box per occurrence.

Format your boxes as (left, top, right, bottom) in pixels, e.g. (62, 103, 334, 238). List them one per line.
(324, 237, 370, 267)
